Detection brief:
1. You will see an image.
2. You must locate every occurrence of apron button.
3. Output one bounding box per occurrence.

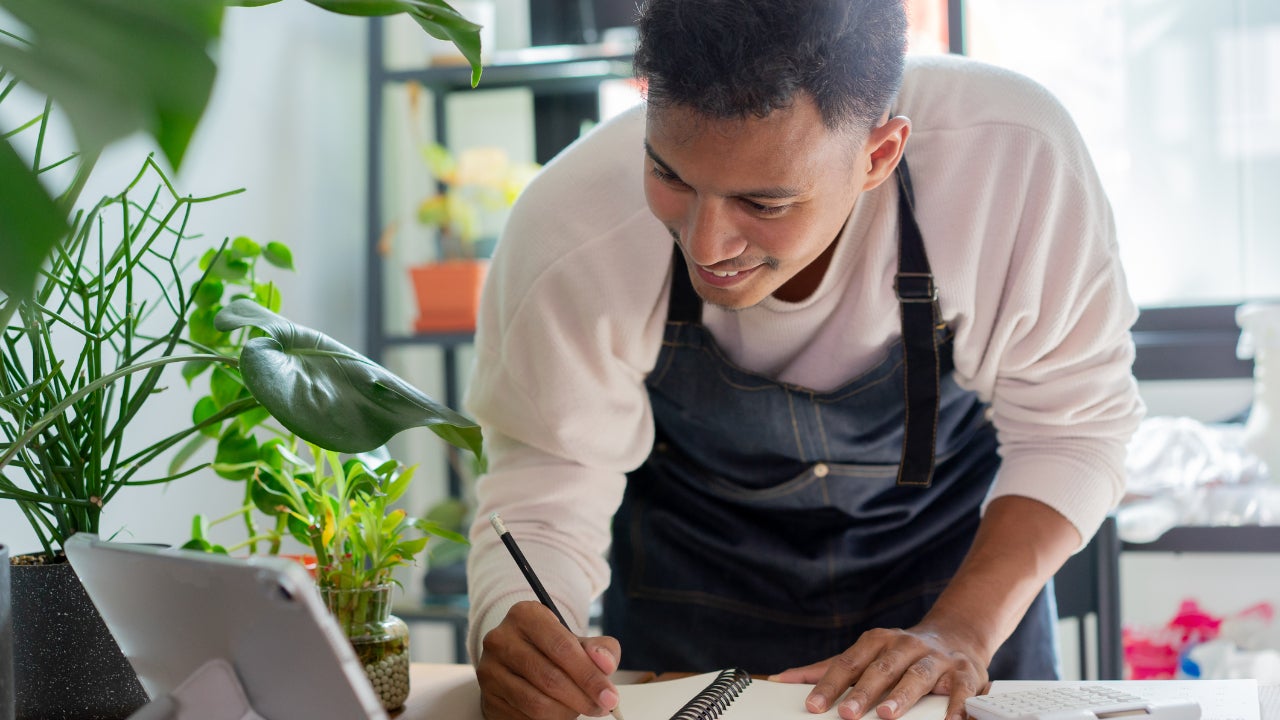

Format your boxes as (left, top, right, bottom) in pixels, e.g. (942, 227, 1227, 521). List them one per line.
(654, 442, 669, 453)
(813, 462, 830, 477)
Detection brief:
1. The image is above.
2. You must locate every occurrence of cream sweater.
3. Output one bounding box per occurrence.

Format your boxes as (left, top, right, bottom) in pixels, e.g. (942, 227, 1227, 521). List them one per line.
(463, 54, 1144, 663)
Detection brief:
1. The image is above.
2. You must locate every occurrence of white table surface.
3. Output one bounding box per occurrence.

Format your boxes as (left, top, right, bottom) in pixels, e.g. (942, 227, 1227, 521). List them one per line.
(399, 664, 1280, 720)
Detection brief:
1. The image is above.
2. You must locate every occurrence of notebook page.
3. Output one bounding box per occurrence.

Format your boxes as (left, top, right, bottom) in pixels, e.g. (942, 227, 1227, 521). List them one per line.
(588, 671, 952, 720)
(989, 679, 1260, 720)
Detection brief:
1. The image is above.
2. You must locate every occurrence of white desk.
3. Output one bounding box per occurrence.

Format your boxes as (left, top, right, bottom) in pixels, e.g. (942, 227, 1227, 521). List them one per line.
(399, 665, 1280, 720)
(399, 664, 483, 719)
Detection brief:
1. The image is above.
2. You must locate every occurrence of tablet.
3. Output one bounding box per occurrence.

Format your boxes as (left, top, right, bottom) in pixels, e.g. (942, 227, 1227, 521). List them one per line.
(65, 534, 388, 720)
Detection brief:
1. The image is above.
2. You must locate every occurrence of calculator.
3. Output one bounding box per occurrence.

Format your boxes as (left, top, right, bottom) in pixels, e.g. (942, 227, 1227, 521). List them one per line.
(965, 685, 1202, 720)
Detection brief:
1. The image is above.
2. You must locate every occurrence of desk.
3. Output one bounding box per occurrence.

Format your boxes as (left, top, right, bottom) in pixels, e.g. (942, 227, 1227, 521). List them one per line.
(398, 664, 1280, 720)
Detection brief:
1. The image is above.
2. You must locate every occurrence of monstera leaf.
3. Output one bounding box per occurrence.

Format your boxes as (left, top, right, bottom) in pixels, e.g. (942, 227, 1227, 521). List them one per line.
(214, 299, 483, 463)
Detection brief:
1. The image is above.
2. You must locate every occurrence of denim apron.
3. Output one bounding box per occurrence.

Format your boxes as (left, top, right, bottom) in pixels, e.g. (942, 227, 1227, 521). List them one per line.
(602, 161, 1059, 679)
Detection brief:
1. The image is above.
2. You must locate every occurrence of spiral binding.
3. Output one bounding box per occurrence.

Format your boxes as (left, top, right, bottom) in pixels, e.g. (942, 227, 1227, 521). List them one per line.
(670, 668, 753, 720)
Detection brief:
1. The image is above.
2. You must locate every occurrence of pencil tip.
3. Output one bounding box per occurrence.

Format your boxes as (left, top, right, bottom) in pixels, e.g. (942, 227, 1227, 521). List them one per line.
(489, 512, 506, 535)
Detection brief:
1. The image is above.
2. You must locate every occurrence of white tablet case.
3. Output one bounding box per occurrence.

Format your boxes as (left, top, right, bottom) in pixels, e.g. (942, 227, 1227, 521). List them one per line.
(65, 534, 389, 720)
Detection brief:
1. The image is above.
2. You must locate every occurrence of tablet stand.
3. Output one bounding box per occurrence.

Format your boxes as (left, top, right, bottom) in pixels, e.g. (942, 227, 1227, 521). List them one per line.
(127, 658, 265, 720)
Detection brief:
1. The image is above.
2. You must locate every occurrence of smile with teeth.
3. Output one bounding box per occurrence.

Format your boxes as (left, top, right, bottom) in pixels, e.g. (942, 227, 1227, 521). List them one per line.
(707, 268, 740, 277)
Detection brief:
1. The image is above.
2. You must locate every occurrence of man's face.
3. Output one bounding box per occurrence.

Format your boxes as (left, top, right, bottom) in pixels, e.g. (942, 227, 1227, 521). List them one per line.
(643, 95, 870, 310)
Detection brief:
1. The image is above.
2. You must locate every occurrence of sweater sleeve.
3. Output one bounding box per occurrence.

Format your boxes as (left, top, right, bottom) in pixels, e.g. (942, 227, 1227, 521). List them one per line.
(907, 60, 1145, 549)
(461, 107, 671, 663)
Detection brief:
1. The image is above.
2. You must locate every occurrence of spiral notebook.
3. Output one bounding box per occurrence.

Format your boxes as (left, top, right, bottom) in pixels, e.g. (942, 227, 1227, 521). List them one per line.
(584, 668, 951, 720)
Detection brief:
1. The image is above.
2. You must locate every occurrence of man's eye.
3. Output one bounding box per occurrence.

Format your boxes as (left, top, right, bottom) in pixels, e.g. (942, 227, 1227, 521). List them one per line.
(746, 200, 788, 216)
(650, 166, 683, 185)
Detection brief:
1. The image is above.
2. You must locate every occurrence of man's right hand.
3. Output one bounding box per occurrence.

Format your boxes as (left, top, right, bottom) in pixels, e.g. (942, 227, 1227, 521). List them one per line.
(476, 600, 623, 720)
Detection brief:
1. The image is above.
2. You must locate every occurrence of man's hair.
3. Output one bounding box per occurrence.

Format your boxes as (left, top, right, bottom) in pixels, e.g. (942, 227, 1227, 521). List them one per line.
(633, 0, 908, 133)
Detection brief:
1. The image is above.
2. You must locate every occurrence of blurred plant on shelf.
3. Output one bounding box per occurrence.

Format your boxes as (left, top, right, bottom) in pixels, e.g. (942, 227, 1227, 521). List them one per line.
(415, 139, 540, 260)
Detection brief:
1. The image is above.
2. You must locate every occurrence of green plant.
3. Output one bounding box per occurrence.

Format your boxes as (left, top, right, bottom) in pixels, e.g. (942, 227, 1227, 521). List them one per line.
(0, 149, 288, 558)
(0, 2, 486, 568)
(187, 440, 466, 591)
(0, 0, 483, 309)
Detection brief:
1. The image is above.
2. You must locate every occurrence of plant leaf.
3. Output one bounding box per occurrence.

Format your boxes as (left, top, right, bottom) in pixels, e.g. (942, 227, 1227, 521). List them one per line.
(214, 299, 483, 459)
(263, 241, 294, 270)
(301, 0, 483, 86)
(0, 0, 223, 169)
(0, 138, 67, 300)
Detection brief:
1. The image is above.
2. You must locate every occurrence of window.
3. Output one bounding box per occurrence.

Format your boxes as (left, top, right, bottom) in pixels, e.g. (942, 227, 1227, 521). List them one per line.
(963, 0, 1280, 309)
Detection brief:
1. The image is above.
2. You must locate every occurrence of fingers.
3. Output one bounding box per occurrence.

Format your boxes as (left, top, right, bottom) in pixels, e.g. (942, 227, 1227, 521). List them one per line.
(803, 629, 987, 720)
(477, 601, 622, 719)
(768, 659, 830, 684)
(582, 635, 622, 676)
(805, 632, 888, 715)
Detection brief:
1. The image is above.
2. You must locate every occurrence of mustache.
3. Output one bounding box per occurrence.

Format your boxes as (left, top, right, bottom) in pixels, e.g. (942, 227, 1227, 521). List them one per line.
(667, 227, 780, 271)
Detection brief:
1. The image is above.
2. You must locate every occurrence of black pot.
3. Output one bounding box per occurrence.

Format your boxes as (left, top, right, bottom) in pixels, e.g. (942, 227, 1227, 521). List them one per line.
(1, 544, 12, 720)
(10, 557, 147, 720)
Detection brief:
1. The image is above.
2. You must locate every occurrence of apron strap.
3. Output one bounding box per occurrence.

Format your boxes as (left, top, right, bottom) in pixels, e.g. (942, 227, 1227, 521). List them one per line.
(893, 158, 942, 487)
(667, 246, 702, 323)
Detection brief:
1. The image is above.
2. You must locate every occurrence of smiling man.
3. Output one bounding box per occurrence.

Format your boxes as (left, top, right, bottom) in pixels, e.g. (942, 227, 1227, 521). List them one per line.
(463, 2, 1144, 720)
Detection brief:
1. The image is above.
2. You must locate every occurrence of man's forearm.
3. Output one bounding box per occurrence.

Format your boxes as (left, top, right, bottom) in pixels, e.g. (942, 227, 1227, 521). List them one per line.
(916, 495, 1082, 665)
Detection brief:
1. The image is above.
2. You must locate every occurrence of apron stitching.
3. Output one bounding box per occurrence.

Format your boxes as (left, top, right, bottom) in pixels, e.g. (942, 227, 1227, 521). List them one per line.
(785, 390, 808, 462)
(812, 393, 832, 459)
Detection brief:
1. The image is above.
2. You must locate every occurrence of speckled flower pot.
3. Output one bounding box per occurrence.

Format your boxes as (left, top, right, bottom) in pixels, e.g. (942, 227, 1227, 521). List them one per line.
(10, 556, 147, 720)
(1, 544, 13, 720)
(321, 585, 410, 711)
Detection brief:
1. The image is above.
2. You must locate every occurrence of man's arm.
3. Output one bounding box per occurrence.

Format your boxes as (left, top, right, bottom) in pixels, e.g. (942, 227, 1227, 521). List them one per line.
(774, 494, 1080, 720)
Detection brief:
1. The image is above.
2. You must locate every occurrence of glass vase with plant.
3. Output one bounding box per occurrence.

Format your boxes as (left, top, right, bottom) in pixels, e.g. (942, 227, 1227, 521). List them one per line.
(185, 437, 468, 711)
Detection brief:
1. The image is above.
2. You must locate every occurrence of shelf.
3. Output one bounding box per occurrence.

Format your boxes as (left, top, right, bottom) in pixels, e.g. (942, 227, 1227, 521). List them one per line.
(382, 43, 635, 93)
(383, 331, 476, 350)
(1121, 525, 1280, 554)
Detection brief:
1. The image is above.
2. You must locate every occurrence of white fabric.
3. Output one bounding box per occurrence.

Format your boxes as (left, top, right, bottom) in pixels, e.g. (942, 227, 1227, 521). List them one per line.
(463, 54, 1145, 663)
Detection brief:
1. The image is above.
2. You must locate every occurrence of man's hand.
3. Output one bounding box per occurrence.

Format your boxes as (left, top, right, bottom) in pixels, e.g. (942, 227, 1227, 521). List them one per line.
(770, 621, 988, 720)
(476, 601, 623, 720)
(773, 496, 1083, 720)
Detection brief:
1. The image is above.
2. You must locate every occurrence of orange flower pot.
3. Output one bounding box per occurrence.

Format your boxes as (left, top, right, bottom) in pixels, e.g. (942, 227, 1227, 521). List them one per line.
(409, 259, 489, 333)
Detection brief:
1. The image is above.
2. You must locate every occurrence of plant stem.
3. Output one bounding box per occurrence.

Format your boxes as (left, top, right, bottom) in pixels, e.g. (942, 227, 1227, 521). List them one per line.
(0, 353, 236, 472)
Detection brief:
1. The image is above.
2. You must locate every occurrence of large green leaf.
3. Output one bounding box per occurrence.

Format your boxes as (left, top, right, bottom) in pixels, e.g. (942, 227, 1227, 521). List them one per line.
(0, 138, 66, 300)
(303, 0, 483, 86)
(214, 299, 483, 459)
(0, 0, 223, 169)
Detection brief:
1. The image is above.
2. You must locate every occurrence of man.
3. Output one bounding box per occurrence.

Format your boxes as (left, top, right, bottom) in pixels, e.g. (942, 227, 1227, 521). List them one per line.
(464, 1, 1143, 718)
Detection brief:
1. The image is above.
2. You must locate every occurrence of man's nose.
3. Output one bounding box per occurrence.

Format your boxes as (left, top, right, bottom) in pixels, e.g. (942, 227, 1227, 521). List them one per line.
(684, 198, 745, 266)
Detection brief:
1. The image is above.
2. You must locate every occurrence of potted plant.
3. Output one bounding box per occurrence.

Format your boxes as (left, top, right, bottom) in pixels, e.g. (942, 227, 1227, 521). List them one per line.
(186, 438, 468, 711)
(403, 90, 540, 333)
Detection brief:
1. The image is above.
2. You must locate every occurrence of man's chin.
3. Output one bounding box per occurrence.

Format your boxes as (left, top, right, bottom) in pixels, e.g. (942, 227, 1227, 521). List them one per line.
(692, 284, 770, 312)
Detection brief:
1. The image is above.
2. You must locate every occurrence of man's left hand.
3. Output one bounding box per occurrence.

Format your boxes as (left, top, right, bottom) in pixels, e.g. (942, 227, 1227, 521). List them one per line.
(771, 622, 986, 720)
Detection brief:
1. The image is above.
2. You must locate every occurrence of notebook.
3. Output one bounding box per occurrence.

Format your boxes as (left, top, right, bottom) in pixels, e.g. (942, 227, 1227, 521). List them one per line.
(600, 672, 1264, 720)
(586, 668, 951, 720)
(64, 533, 389, 720)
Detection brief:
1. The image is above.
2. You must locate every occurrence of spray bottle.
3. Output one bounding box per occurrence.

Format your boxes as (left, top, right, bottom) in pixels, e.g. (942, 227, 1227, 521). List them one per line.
(1236, 302, 1280, 481)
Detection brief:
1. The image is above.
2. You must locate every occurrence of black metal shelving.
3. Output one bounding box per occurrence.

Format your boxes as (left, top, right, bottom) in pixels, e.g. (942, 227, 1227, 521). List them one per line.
(364, 17, 633, 497)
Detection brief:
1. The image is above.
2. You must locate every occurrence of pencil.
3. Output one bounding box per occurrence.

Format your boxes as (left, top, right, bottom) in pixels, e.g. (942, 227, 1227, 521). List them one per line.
(489, 512, 625, 720)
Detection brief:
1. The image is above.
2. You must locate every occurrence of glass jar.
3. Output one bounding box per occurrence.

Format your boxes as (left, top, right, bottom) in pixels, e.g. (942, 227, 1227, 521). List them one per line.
(320, 584, 410, 711)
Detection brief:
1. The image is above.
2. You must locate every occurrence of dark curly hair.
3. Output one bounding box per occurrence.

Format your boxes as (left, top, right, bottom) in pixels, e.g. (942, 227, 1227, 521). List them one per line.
(633, 0, 908, 133)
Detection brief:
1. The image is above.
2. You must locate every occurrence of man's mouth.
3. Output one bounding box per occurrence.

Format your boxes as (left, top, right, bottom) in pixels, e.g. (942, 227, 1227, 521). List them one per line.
(696, 263, 758, 287)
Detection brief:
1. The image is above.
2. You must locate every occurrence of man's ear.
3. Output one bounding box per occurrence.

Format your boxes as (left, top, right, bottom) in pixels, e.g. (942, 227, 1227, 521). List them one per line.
(861, 115, 911, 191)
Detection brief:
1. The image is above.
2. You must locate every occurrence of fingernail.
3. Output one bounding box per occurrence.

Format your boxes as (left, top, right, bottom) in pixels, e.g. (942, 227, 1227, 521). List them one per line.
(767, 674, 781, 682)
(598, 688, 619, 710)
(806, 691, 828, 713)
(841, 699, 863, 718)
(593, 646, 618, 673)
(879, 699, 898, 716)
